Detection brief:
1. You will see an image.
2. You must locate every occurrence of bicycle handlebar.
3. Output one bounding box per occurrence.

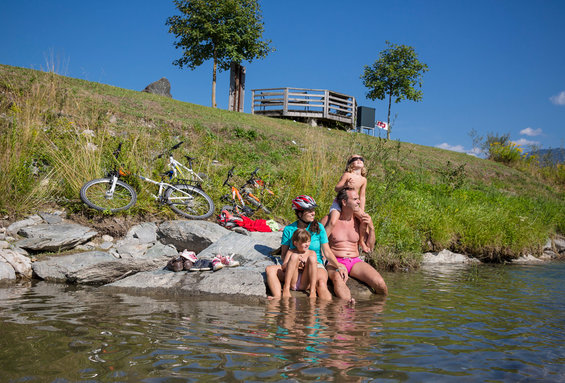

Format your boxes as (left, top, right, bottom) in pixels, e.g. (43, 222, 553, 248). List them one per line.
(223, 166, 235, 186)
(170, 141, 184, 151)
(113, 142, 123, 160)
(155, 141, 184, 159)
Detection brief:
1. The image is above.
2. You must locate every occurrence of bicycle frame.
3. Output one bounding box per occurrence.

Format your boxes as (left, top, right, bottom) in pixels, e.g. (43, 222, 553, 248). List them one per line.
(221, 167, 273, 215)
(106, 142, 203, 203)
(81, 141, 215, 219)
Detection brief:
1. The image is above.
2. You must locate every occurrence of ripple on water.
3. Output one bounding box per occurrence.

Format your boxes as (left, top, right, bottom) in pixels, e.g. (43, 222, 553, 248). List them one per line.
(1, 264, 565, 381)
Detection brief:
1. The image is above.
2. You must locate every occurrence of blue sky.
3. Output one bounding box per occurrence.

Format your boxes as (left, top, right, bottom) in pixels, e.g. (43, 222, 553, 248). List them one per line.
(2, 0, 564, 154)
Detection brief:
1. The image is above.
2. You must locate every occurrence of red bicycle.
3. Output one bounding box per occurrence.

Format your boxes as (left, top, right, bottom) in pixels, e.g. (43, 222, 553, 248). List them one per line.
(220, 167, 274, 216)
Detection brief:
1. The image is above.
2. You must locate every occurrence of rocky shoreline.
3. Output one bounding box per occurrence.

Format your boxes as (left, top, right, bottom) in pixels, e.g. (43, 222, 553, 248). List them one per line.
(1, 211, 564, 300)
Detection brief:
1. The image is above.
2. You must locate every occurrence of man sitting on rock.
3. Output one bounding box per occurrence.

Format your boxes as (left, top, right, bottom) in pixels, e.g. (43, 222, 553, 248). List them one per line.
(324, 188, 388, 301)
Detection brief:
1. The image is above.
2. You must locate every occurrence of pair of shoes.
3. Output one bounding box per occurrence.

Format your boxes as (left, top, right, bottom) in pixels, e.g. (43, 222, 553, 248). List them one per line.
(183, 259, 193, 271)
(180, 250, 198, 263)
(219, 253, 240, 267)
(189, 259, 212, 272)
(166, 257, 184, 272)
(211, 255, 224, 271)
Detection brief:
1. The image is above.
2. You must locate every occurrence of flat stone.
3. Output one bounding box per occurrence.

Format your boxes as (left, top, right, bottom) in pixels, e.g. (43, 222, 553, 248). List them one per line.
(16, 223, 97, 252)
(6, 215, 43, 236)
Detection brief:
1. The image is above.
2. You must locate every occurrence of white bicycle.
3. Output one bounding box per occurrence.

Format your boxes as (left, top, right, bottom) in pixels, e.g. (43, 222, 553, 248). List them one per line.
(80, 142, 215, 219)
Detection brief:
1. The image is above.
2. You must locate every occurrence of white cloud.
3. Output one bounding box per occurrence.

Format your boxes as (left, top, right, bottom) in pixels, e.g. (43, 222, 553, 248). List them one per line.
(436, 143, 465, 152)
(512, 138, 539, 147)
(436, 143, 480, 156)
(550, 91, 565, 105)
(520, 127, 542, 136)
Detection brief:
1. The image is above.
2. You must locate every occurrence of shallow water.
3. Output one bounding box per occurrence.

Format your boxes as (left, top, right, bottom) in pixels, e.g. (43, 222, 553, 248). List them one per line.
(1, 262, 564, 382)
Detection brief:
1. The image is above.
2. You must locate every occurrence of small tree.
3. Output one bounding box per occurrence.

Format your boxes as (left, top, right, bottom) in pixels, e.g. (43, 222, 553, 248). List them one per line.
(361, 41, 428, 139)
(166, 0, 273, 108)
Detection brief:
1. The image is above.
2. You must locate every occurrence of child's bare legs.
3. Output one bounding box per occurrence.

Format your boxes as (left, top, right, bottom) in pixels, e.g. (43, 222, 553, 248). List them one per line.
(282, 253, 300, 298)
(306, 254, 318, 299)
(354, 210, 370, 253)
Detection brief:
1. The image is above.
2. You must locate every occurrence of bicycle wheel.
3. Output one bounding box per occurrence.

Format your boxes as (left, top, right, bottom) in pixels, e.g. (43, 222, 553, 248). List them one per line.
(244, 194, 271, 214)
(80, 178, 137, 213)
(165, 184, 214, 219)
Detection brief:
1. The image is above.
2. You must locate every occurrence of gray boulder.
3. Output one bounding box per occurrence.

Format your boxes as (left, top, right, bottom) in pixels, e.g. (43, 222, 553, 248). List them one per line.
(107, 231, 275, 297)
(16, 223, 97, 252)
(32, 251, 117, 282)
(158, 220, 229, 253)
(33, 242, 177, 284)
(0, 257, 16, 280)
(142, 78, 172, 98)
(126, 222, 158, 244)
(6, 215, 43, 236)
(197, 231, 279, 266)
(0, 249, 32, 279)
(422, 249, 480, 264)
(554, 236, 565, 253)
(511, 254, 543, 264)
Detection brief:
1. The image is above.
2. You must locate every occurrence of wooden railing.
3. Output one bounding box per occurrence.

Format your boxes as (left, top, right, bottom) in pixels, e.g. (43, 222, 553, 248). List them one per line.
(251, 87, 356, 126)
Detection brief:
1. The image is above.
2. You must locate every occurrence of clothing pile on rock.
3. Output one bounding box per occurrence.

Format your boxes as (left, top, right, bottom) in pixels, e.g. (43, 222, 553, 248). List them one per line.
(217, 209, 280, 232)
(166, 249, 240, 272)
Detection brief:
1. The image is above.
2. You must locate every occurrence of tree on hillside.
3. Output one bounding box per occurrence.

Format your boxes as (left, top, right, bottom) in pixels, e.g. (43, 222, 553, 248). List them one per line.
(166, 0, 273, 108)
(361, 41, 428, 140)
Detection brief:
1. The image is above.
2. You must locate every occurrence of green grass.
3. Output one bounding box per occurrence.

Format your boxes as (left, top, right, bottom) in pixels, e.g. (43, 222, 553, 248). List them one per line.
(1, 64, 564, 268)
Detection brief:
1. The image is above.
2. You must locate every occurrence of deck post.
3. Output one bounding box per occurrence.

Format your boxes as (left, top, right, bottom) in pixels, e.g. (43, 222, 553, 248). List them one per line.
(323, 90, 329, 119)
(283, 88, 289, 115)
(251, 90, 255, 114)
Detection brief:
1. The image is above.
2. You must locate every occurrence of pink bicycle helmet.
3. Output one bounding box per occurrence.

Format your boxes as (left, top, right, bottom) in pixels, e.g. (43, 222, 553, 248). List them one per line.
(292, 195, 318, 211)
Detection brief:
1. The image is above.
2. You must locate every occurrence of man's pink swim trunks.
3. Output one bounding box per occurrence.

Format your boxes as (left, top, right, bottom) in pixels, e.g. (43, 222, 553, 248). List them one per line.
(335, 256, 363, 274)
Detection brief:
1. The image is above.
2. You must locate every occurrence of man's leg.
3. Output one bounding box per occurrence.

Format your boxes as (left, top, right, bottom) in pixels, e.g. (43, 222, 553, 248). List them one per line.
(349, 262, 388, 295)
(328, 267, 352, 301)
(265, 264, 284, 298)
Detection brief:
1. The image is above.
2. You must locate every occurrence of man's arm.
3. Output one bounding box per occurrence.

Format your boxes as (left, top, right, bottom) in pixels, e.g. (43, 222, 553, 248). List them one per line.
(321, 243, 348, 282)
(361, 214, 375, 250)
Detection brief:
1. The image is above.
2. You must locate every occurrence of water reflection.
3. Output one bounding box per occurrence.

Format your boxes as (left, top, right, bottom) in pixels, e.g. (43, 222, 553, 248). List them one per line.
(264, 296, 386, 381)
(1, 263, 564, 381)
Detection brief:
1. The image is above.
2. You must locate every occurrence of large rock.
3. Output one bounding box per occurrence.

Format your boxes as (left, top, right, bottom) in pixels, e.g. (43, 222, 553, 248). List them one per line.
(197, 231, 280, 265)
(422, 249, 480, 264)
(6, 215, 43, 236)
(511, 254, 543, 264)
(107, 266, 268, 298)
(0, 257, 16, 280)
(107, 231, 275, 297)
(126, 222, 158, 244)
(32, 251, 117, 282)
(33, 242, 177, 284)
(142, 77, 172, 98)
(16, 223, 97, 252)
(0, 249, 32, 279)
(158, 220, 229, 253)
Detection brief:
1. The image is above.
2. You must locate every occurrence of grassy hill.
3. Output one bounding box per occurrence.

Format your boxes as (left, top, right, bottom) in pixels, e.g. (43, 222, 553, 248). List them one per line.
(1, 64, 564, 268)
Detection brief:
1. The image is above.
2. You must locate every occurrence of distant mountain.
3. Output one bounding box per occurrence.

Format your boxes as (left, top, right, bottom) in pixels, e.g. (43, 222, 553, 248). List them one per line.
(532, 148, 565, 165)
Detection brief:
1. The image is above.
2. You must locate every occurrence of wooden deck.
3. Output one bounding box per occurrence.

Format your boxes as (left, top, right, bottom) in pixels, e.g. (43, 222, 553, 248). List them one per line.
(251, 87, 356, 127)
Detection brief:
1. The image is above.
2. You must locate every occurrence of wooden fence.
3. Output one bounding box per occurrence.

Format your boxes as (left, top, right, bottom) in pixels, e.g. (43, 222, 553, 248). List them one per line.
(251, 87, 356, 127)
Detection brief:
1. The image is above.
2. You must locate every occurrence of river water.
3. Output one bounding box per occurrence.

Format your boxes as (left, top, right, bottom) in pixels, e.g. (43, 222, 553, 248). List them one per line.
(1, 262, 564, 382)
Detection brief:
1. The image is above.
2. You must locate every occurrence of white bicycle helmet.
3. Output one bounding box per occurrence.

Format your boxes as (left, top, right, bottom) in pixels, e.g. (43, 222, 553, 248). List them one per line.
(292, 195, 318, 211)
